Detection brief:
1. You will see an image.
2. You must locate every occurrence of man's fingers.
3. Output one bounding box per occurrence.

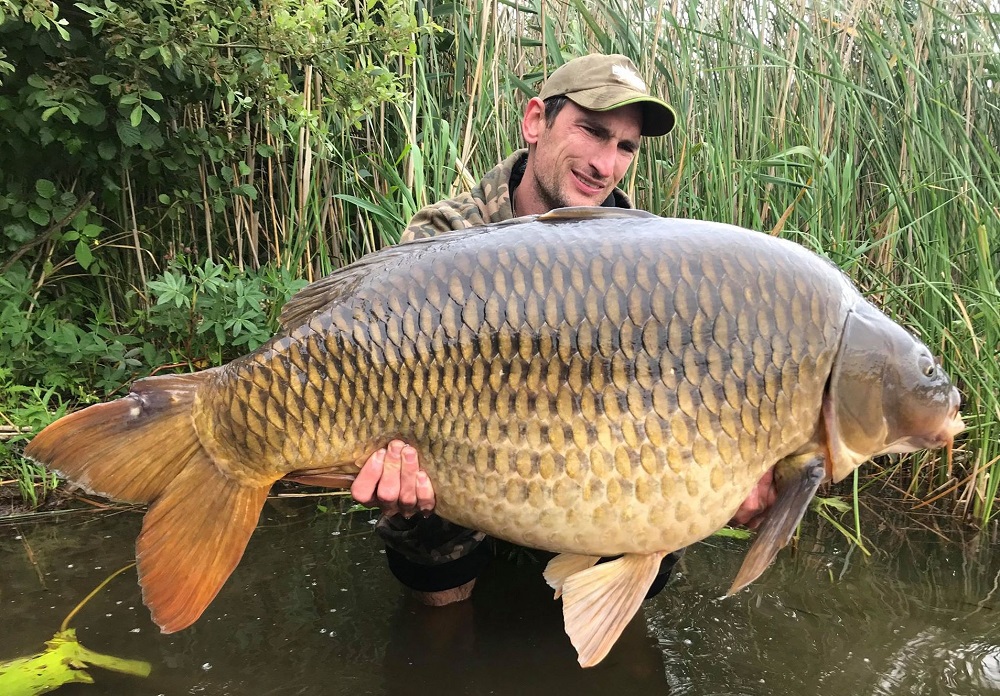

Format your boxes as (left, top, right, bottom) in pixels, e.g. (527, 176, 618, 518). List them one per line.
(351, 439, 435, 519)
(730, 467, 778, 526)
(351, 449, 385, 505)
(416, 471, 436, 515)
(376, 440, 404, 507)
(397, 445, 419, 513)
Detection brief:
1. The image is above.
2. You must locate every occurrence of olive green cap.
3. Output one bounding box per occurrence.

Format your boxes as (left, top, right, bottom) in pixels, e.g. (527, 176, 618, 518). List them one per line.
(538, 54, 676, 137)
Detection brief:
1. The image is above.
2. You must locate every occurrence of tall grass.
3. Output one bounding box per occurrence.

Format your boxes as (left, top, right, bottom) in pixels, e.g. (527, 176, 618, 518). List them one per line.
(11, 0, 1000, 521)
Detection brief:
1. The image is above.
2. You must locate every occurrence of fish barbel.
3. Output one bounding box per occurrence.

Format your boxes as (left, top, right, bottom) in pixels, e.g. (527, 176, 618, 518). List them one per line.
(24, 208, 964, 667)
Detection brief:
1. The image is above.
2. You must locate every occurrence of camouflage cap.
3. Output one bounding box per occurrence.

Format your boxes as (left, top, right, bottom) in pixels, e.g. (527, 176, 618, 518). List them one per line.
(538, 54, 676, 137)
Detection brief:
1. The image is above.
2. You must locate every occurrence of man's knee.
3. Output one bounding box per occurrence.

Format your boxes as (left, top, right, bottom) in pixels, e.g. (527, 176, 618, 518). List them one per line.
(384, 540, 492, 593)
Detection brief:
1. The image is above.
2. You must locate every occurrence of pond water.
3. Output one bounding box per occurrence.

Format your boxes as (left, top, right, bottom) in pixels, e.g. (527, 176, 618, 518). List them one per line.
(2, 495, 998, 695)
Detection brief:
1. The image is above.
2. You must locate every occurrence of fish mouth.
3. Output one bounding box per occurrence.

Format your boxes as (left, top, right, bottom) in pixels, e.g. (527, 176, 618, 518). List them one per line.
(877, 402, 965, 456)
(933, 405, 965, 476)
(894, 412, 964, 452)
(933, 391, 966, 450)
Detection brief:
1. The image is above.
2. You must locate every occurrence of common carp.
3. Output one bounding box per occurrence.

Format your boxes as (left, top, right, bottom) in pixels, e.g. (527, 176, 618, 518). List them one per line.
(24, 208, 963, 667)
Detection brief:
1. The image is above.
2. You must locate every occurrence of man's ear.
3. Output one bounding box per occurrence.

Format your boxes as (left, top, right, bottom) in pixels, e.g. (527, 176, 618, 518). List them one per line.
(521, 97, 547, 145)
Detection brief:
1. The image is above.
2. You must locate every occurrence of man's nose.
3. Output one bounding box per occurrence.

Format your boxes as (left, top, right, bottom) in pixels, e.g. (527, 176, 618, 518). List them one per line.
(589, 142, 617, 179)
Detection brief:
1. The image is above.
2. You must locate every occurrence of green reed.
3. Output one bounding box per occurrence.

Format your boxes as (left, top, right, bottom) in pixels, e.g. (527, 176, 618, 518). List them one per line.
(8, 0, 999, 521)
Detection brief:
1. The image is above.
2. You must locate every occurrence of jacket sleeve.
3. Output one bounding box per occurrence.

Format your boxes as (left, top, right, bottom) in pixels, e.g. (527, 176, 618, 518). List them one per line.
(401, 194, 489, 242)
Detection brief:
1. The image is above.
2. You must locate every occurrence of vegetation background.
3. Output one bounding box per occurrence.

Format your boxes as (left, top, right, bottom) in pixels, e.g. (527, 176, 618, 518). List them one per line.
(0, 0, 997, 525)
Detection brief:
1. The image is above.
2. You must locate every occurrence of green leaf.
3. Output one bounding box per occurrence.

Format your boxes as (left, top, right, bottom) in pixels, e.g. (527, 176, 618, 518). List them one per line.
(331, 194, 404, 224)
(129, 104, 142, 127)
(75, 241, 94, 270)
(90, 74, 113, 85)
(0, 628, 151, 695)
(35, 180, 56, 199)
(158, 194, 171, 205)
(98, 141, 117, 160)
(4, 223, 31, 243)
(78, 105, 106, 127)
(813, 496, 853, 513)
(234, 183, 258, 200)
(116, 121, 142, 147)
(28, 206, 50, 226)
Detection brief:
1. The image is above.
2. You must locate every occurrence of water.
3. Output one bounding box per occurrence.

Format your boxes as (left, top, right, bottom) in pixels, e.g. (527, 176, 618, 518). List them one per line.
(2, 496, 998, 695)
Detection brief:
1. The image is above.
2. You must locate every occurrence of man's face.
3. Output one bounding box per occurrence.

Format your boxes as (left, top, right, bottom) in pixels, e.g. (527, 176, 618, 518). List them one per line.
(522, 99, 643, 210)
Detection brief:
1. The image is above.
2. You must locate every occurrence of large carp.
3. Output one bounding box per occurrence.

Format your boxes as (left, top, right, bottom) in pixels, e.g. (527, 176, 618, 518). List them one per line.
(25, 208, 963, 667)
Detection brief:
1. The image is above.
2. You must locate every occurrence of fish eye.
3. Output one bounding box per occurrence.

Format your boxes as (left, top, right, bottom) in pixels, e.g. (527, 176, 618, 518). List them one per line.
(918, 354, 936, 378)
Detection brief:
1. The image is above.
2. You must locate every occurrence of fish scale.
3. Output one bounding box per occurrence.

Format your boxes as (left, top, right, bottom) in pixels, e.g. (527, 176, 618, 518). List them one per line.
(24, 209, 963, 667)
(192, 216, 845, 556)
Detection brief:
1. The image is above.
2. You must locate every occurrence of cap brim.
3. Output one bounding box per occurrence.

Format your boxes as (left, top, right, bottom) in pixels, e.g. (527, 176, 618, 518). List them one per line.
(565, 87, 676, 137)
(598, 96, 676, 137)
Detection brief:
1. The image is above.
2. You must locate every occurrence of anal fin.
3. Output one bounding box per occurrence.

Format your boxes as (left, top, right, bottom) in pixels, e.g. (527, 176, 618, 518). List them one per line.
(559, 552, 667, 667)
(283, 472, 357, 488)
(726, 456, 825, 596)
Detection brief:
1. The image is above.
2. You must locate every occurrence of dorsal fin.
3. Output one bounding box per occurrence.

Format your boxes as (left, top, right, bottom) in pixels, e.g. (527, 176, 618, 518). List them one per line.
(277, 226, 494, 331)
(537, 206, 659, 222)
(278, 207, 658, 331)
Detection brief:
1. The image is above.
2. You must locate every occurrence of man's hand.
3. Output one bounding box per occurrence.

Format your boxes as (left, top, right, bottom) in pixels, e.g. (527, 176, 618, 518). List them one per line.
(729, 467, 777, 529)
(351, 440, 436, 518)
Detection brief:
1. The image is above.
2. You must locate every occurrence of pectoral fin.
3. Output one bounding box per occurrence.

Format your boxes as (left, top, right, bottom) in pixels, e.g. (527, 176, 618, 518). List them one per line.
(559, 552, 667, 667)
(543, 553, 601, 599)
(726, 456, 825, 596)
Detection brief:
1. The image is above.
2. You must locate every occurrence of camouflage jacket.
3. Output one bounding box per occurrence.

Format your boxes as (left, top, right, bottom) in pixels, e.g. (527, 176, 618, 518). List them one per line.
(401, 149, 633, 242)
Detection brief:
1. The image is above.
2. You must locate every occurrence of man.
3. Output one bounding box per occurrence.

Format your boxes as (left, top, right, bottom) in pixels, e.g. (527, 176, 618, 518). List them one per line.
(350, 54, 777, 607)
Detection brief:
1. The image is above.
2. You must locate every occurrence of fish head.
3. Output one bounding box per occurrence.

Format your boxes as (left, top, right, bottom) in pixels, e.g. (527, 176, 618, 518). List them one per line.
(826, 300, 964, 482)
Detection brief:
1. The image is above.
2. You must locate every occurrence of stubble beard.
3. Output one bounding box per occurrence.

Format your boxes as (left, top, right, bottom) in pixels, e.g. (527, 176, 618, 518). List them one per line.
(535, 167, 571, 212)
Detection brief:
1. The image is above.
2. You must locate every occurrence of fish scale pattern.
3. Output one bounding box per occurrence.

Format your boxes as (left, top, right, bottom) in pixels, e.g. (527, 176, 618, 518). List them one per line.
(195, 216, 856, 556)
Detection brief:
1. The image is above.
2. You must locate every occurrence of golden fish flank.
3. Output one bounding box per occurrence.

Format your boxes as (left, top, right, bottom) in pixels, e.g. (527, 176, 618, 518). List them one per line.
(24, 208, 963, 669)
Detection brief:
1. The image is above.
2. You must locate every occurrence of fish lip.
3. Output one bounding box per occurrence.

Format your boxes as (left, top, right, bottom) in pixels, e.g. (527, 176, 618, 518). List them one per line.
(945, 411, 965, 438)
(907, 415, 964, 451)
(878, 411, 964, 454)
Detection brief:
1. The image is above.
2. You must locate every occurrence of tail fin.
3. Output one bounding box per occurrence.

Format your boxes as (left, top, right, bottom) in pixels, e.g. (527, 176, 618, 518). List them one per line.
(24, 372, 273, 633)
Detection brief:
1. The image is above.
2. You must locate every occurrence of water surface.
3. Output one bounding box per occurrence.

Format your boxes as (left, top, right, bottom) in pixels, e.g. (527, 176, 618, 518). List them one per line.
(2, 496, 997, 695)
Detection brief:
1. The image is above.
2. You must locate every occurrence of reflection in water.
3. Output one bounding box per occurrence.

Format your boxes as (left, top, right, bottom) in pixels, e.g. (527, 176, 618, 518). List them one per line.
(1, 497, 999, 695)
(648, 506, 1000, 695)
(382, 550, 669, 694)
